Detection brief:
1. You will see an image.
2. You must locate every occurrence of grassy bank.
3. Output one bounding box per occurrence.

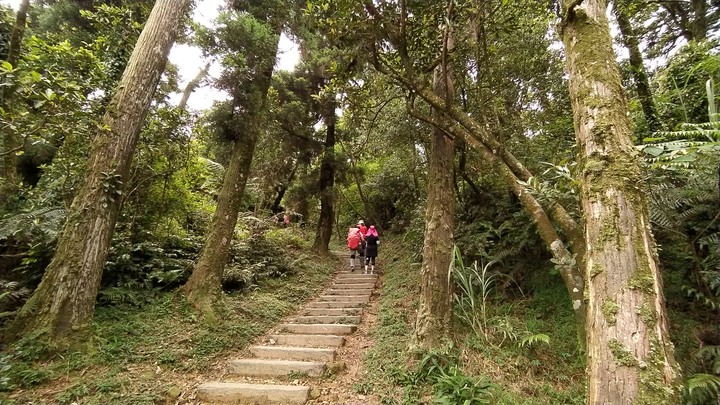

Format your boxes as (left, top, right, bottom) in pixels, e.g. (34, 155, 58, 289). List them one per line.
(359, 237, 586, 404)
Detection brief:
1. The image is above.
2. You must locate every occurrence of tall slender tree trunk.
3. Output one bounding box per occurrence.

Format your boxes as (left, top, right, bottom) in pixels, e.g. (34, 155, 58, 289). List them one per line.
(345, 147, 370, 220)
(613, 0, 659, 133)
(691, 0, 708, 41)
(560, 1, 681, 402)
(410, 30, 456, 352)
(1, 0, 31, 202)
(6, 0, 190, 346)
(183, 36, 280, 320)
(313, 108, 336, 252)
(178, 63, 210, 110)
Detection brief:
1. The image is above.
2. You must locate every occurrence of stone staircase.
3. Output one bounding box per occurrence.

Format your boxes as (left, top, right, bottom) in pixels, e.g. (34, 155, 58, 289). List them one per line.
(195, 271, 378, 404)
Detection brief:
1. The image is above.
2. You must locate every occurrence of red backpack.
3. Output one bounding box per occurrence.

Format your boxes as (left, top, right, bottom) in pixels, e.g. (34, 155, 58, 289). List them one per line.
(347, 228, 361, 250)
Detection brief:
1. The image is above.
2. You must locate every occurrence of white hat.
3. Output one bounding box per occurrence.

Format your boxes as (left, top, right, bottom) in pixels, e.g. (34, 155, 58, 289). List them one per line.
(357, 220, 364, 225)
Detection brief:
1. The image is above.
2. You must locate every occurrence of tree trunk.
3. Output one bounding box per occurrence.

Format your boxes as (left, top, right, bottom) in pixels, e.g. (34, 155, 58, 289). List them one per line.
(1, 0, 31, 202)
(344, 145, 370, 220)
(313, 109, 336, 252)
(613, 0, 659, 133)
(6, 0, 190, 347)
(178, 63, 210, 110)
(410, 31, 456, 352)
(270, 161, 297, 213)
(561, 1, 681, 402)
(690, 0, 708, 41)
(183, 36, 280, 320)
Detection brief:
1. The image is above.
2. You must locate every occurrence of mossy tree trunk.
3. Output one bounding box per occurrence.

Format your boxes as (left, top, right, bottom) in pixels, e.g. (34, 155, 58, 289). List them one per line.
(560, 0, 681, 402)
(313, 107, 336, 252)
(613, 0, 658, 133)
(183, 33, 280, 320)
(6, 0, 190, 346)
(1, 0, 30, 202)
(410, 27, 455, 352)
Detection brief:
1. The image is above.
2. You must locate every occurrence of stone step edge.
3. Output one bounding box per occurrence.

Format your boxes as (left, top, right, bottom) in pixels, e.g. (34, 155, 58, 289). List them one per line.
(196, 382, 309, 404)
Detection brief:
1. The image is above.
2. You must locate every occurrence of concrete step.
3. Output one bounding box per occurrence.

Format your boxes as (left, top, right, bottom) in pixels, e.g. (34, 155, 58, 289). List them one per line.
(228, 359, 325, 377)
(310, 301, 365, 308)
(331, 283, 376, 289)
(249, 345, 336, 362)
(294, 315, 361, 324)
(325, 288, 373, 295)
(334, 277, 377, 283)
(303, 307, 362, 316)
(336, 273, 377, 277)
(281, 323, 357, 335)
(196, 382, 309, 404)
(319, 295, 370, 303)
(268, 334, 345, 347)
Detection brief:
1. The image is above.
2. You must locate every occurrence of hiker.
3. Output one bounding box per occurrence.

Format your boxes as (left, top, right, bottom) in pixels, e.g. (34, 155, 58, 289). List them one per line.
(357, 220, 367, 261)
(364, 225, 379, 274)
(347, 224, 365, 271)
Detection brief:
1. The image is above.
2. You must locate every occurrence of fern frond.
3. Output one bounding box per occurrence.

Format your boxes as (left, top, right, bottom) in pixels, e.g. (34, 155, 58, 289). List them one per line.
(518, 333, 550, 348)
(687, 373, 720, 395)
(0, 206, 66, 242)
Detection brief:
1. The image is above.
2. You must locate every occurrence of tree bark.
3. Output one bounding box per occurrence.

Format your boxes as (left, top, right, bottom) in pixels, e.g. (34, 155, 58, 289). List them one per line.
(1, 0, 31, 202)
(560, 0, 681, 402)
(183, 36, 280, 321)
(6, 0, 190, 346)
(410, 24, 455, 352)
(613, 0, 659, 133)
(313, 108, 336, 252)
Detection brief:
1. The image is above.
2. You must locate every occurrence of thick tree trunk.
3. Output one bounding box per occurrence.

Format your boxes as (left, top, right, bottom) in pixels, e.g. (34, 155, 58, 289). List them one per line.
(613, 1, 659, 133)
(1, 0, 31, 201)
(6, 0, 190, 346)
(183, 36, 280, 320)
(410, 40, 455, 352)
(561, 1, 681, 402)
(313, 109, 336, 252)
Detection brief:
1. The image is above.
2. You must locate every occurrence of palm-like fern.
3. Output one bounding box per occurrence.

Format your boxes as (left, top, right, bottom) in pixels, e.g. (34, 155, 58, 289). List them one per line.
(0, 206, 66, 243)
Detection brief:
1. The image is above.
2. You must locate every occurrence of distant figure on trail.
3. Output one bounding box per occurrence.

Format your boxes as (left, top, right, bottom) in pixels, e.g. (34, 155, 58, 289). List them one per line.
(347, 224, 365, 272)
(357, 220, 367, 261)
(283, 212, 291, 227)
(364, 225, 379, 274)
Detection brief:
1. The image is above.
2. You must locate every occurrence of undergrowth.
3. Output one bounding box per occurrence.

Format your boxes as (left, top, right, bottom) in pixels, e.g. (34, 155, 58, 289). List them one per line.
(0, 228, 335, 404)
(360, 238, 587, 404)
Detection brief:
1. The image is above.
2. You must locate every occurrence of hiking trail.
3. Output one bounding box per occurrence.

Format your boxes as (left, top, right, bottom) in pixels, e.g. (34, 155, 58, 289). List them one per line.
(190, 255, 382, 404)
